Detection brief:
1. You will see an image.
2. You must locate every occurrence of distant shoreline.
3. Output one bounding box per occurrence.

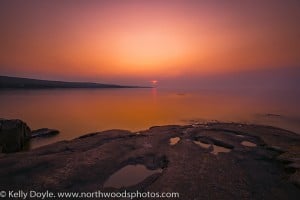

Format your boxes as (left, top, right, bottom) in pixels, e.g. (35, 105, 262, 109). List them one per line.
(0, 75, 151, 89)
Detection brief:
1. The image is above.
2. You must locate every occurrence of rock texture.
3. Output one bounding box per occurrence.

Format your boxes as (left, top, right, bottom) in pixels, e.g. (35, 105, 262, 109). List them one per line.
(0, 119, 31, 153)
(0, 123, 299, 199)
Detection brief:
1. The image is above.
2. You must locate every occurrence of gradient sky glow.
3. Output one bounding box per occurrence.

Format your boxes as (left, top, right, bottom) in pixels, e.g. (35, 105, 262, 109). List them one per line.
(0, 0, 299, 85)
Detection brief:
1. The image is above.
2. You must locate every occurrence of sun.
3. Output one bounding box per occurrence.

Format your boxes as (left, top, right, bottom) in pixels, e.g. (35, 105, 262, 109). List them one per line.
(151, 80, 158, 85)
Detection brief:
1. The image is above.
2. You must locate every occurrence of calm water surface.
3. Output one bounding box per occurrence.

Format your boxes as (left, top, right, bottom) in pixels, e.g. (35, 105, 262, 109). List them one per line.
(0, 88, 299, 149)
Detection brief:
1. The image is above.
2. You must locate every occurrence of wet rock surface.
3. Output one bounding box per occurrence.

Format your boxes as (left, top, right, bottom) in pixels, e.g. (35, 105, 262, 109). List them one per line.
(0, 123, 299, 199)
(0, 119, 31, 153)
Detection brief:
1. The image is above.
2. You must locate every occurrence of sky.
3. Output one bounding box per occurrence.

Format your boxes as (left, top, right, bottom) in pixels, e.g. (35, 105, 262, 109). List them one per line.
(0, 0, 299, 86)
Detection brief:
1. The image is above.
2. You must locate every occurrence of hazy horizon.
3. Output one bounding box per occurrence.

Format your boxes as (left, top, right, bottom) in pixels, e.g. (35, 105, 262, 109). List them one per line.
(1, 65, 299, 90)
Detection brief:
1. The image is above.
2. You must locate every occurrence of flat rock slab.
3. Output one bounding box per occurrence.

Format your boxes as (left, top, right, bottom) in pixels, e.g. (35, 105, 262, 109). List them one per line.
(0, 123, 299, 199)
(31, 128, 59, 138)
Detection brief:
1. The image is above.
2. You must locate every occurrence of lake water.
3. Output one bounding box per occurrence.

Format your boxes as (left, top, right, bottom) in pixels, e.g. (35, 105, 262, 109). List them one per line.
(0, 88, 299, 149)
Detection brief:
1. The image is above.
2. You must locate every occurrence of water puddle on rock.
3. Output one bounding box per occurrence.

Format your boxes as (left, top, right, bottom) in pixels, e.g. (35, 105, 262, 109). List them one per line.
(212, 145, 231, 155)
(169, 137, 180, 145)
(241, 141, 257, 147)
(193, 141, 231, 155)
(104, 164, 162, 188)
(193, 141, 211, 149)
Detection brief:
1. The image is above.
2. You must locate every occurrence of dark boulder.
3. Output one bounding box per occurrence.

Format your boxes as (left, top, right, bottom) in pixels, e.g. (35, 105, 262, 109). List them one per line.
(0, 119, 31, 153)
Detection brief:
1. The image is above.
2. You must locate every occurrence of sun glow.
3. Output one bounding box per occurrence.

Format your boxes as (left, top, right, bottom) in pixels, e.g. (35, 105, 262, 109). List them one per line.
(108, 28, 192, 73)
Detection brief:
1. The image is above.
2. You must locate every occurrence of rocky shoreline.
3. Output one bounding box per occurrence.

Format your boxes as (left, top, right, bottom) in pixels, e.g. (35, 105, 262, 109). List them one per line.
(0, 120, 300, 199)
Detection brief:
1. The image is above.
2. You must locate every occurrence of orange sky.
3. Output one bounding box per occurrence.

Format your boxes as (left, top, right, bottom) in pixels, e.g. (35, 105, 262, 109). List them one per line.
(0, 0, 299, 85)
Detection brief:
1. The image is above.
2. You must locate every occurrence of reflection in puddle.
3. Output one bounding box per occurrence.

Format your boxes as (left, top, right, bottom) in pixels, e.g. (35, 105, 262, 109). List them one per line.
(212, 145, 231, 155)
(104, 164, 162, 188)
(193, 141, 231, 155)
(241, 141, 257, 147)
(169, 137, 180, 145)
(193, 141, 211, 149)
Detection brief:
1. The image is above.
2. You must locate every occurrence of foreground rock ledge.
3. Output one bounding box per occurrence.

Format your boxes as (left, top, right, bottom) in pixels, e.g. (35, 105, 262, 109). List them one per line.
(0, 123, 299, 199)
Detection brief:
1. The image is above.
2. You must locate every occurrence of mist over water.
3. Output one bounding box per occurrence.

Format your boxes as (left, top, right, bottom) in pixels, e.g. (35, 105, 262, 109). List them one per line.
(0, 86, 299, 149)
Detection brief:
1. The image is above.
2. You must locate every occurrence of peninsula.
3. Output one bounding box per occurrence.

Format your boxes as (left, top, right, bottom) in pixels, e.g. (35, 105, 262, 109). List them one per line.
(0, 76, 145, 89)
